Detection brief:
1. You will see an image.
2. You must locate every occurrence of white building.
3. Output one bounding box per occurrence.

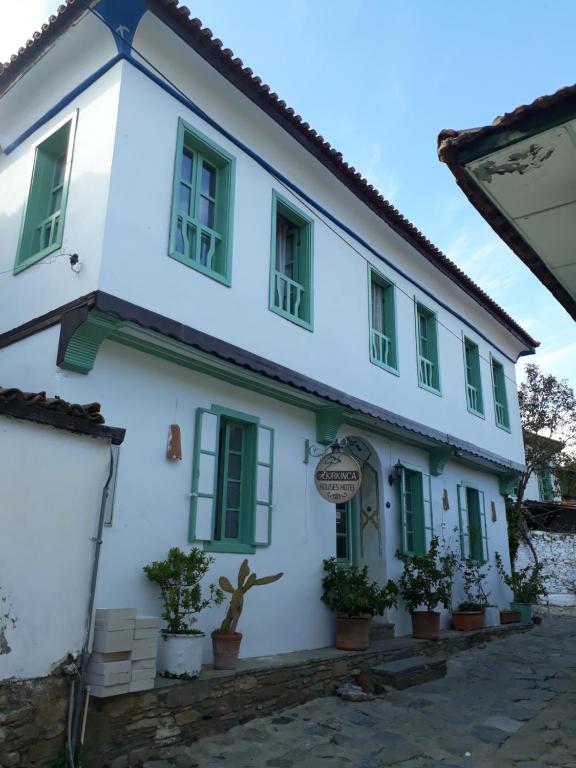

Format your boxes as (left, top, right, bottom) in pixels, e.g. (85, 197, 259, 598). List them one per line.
(0, 0, 539, 661)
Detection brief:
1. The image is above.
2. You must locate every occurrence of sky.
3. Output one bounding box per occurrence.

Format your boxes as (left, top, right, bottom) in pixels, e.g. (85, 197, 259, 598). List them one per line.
(1, 1, 575, 388)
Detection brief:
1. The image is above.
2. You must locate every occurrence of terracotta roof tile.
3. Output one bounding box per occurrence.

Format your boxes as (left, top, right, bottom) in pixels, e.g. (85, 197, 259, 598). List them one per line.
(0, 386, 104, 424)
(0, 0, 538, 350)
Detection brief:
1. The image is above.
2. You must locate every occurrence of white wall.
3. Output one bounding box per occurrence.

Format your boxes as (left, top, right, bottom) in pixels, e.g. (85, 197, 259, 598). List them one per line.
(517, 532, 576, 599)
(0, 417, 111, 680)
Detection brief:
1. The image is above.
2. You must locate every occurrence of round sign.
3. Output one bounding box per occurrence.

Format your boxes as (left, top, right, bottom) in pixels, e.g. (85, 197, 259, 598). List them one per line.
(314, 449, 362, 503)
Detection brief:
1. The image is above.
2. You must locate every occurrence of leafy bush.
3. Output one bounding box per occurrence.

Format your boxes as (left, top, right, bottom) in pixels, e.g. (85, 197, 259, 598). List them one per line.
(456, 558, 491, 612)
(495, 552, 547, 604)
(396, 536, 457, 613)
(143, 547, 224, 634)
(321, 557, 398, 618)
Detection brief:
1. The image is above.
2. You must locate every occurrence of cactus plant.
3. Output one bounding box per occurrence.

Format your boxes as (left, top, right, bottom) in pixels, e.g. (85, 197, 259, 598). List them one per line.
(217, 559, 283, 634)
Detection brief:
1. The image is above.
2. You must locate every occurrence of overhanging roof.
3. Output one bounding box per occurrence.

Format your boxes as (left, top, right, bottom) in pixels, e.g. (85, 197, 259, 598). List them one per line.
(438, 84, 576, 321)
(0, 0, 538, 351)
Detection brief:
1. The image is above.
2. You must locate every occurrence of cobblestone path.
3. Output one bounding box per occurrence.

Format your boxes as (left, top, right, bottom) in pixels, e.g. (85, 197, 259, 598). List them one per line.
(144, 614, 576, 768)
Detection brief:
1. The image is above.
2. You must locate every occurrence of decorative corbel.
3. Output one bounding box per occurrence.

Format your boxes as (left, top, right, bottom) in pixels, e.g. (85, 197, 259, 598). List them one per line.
(428, 447, 453, 477)
(315, 406, 344, 445)
(58, 309, 123, 374)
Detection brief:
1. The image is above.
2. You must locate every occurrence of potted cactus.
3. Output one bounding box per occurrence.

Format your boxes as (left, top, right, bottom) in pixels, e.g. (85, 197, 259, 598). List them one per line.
(212, 559, 283, 669)
(321, 557, 398, 650)
(143, 547, 224, 678)
(451, 559, 490, 631)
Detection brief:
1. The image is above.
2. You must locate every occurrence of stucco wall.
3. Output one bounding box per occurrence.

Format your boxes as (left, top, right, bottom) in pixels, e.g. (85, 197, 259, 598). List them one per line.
(0, 416, 111, 680)
(517, 532, 576, 598)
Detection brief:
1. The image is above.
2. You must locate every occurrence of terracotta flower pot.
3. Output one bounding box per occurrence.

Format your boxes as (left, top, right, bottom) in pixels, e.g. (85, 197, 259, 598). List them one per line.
(211, 632, 242, 670)
(411, 611, 440, 639)
(451, 611, 485, 632)
(500, 610, 521, 624)
(335, 617, 371, 651)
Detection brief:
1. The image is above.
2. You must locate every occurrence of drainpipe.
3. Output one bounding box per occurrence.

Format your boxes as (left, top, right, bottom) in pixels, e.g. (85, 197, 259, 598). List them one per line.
(67, 446, 115, 767)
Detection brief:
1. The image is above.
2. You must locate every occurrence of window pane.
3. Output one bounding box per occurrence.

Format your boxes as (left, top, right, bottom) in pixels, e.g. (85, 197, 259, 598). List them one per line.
(181, 150, 193, 182)
(52, 154, 66, 189)
(179, 184, 191, 214)
(49, 188, 63, 216)
(201, 162, 217, 197)
(200, 197, 215, 228)
(224, 508, 240, 539)
(336, 535, 348, 560)
(228, 426, 243, 452)
(228, 453, 241, 480)
(276, 215, 297, 278)
(226, 480, 240, 509)
(200, 233, 211, 266)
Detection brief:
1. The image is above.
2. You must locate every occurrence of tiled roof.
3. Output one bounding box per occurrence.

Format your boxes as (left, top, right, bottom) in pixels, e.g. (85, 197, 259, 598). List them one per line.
(0, 0, 538, 350)
(0, 386, 104, 423)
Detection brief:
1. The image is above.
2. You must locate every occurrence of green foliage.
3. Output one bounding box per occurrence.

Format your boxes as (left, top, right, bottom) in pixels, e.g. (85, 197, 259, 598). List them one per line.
(495, 552, 547, 604)
(321, 557, 398, 618)
(143, 547, 224, 634)
(217, 559, 283, 634)
(396, 536, 457, 613)
(505, 496, 522, 564)
(456, 558, 490, 611)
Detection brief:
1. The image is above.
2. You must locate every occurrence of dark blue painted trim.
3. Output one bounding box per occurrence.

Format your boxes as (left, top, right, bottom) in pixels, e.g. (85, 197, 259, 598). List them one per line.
(3, 48, 533, 365)
(92, 0, 148, 57)
(3, 55, 122, 156)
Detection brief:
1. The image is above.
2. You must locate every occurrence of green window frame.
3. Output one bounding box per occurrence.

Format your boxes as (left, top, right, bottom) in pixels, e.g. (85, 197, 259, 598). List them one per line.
(463, 337, 484, 417)
(269, 190, 314, 330)
(190, 405, 274, 553)
(537, 468, 554, 501)
(336, 496, 358, 567)
(15, 113, 77, 274)
(399, 465, 433, 556)
(368, 266, 398, 374)
(457, 484, 488, 563)
(415, 302, 441, 394)
(490, 356, 510, 431)
(169, 118, 235, 286)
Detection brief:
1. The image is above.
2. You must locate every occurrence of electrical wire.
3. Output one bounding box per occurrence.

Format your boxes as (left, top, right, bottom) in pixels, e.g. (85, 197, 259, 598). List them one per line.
(23, 1, 530, 391)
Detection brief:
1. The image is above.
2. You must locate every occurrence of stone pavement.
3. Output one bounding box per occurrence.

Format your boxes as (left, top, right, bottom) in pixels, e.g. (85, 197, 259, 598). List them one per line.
(143, 614, 576, 768)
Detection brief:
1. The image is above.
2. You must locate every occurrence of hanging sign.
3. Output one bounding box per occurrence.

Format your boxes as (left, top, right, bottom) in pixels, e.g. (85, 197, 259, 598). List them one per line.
(314, 449, 362, 503)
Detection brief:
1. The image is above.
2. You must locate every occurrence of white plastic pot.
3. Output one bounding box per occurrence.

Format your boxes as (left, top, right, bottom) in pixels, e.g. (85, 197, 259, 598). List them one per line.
(484, 606, 500, 628)
(157, 632, 204, 679)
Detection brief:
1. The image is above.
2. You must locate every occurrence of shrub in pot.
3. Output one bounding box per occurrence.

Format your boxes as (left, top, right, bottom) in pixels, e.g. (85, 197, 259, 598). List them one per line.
(321, 557, 398, 650)
(452, 559, 490, 632)
(396, 537, 457, 639)
(212, 559, 283, 669)
(143, 547, 224, 679)
(495, 552, 547, 623)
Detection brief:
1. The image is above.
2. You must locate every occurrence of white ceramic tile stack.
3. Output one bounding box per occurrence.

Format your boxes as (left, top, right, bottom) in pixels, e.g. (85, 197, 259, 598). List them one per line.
(129, 617, 160, 692)
(89, 609, 136, 697)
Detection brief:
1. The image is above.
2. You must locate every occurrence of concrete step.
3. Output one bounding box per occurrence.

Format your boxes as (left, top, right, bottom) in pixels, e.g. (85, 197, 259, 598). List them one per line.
(369, 622, 395, 642)
(371, 654, 447, 690)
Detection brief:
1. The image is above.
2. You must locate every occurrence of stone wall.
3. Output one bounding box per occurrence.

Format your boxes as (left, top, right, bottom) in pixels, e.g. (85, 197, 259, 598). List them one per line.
(517, 531, 576, 596)
(0, 674, 70, 767)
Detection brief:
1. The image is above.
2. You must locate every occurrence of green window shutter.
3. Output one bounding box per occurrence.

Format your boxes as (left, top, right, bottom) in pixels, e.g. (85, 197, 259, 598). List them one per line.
(400, 468, 426, 555)
(422, 472, 434, 549)
(464, 338, 484, 417)
(169, 118, 235, 285)
(399, 468, 409, 554)
(478, 490, 488, 563)
(189, 408, 221, 542)
(457, 484, 469, 559)
(15, 115, 77, 273)
(415, 302, 440, 394)
(269, 190, 314, 331)
(369, 267, 398, 373)
(466, 488, 483, 562)
(254, 425, 274, 546)
(491, 358, 510, 431)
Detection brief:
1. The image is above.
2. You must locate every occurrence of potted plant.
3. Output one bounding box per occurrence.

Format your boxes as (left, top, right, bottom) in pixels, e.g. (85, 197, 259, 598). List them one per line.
(452, 559, 490, 631)
(212, 559, 283, 670)
(495, 552, 547, 623)
(143, 547, 224, 679)
(321, 557, 398, 651)
(396, 537, 457, 639)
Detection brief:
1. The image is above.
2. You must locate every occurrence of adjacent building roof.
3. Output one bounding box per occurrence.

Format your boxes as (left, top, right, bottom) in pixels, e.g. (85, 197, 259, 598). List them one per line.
(438, 84, 576, 322)
(0, 386, 125, 443)
(0, 0, 538, 351)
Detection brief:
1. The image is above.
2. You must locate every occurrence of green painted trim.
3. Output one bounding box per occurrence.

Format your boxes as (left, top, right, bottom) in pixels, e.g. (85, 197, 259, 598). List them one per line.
(59, 311, 123, 374)
(367, 264, 399, 376)
(399, 467, 426, 556)
(463, 335, 485, 419)
(428, 448, 452, 477)
(414, 299, 442, 396)
(204, 541, 256, 555)
(168, 118, 235, 286)
(336, 494, 359, 567)
(269, 189, 314, 331)
(255, 424, 274, 547)
(211, 404, 260, 424)
(189, 407, 219, 542)
(489, 353, 511, 432)
(14, 111, 78, 274)
(315, 406, 344, 445)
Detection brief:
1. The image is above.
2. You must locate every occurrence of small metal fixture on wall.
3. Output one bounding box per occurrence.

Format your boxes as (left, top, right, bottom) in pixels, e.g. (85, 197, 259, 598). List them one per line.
(388, 461, 403, 486)
(167, 424, 182, 461)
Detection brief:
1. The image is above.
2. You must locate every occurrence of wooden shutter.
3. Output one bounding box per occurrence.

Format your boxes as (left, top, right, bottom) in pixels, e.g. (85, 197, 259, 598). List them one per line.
(422, 472, 434, 549)
(253, 425, 274, 546)
(189, 408, 220, 542)
(479, 490, 488, 562)
(399, 468, 409, 554)
(457, 484, 469, 559)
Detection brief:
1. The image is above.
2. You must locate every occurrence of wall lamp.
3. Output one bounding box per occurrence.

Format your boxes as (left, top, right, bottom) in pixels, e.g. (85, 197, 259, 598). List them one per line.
(388, 461, 404, 486)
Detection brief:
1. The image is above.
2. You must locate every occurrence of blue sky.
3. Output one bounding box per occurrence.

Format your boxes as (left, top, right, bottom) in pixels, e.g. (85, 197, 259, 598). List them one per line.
(2, 1, 575, 385)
